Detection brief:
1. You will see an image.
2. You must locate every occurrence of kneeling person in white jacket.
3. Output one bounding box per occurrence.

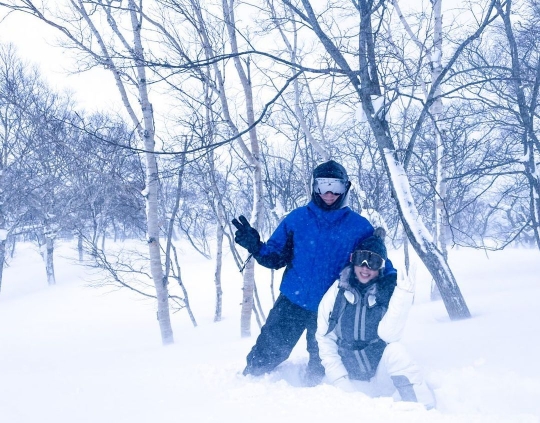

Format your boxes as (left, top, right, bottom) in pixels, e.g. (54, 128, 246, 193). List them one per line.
(316, 228, 435, 409)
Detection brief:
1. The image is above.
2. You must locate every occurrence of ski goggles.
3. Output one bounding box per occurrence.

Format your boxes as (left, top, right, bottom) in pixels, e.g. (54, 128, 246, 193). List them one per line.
(313, 178, 347, 195)
(350, 250, 385, 270)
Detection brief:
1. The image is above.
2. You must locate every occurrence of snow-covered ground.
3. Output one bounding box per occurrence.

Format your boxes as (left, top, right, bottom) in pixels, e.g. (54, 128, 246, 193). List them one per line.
(0, 240, 539, 423)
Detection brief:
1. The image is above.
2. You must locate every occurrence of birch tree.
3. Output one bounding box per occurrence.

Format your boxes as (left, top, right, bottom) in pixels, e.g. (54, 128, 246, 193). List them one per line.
(430, 0, 448, 259)
(0, 44, 35, 290)
(159, 0, 269, 334)
(391, 0, 446, 297)
(0, 0, 175, 343)
(65, 114, 145, 253)
(392, 0, 448, 257)
(219, 0, 265, 336)
(23, 92, 76, 286)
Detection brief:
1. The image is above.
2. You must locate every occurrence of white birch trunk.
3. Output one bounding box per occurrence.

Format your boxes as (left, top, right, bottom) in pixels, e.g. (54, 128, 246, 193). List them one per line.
(45, 236, 55, 286)
(430, 0, 445, 300)
(208, 163, 226, 323)
(214, 220, 224, 323)
(127, 0, 173, 345)
(432, 0, 448, 258)
(39, 228, 56, 286)
(222, 0, 264, 337)
(77, 232, 83, 263)
(193, 1, 262, 329)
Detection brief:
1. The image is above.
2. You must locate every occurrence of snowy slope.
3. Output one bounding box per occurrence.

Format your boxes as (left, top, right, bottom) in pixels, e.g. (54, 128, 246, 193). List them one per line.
(0, 241, 539, 423)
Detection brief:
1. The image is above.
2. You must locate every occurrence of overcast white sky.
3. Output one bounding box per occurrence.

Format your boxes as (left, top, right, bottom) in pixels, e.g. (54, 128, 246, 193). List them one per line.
(0, 9, 120, 112)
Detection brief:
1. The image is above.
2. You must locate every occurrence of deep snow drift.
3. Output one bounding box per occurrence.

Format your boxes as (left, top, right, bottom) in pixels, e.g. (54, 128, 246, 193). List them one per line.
(0, 241, 539, 423)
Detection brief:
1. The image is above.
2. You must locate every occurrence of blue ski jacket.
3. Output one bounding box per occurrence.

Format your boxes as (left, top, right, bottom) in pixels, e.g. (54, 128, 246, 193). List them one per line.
(253, 200, 396, 312)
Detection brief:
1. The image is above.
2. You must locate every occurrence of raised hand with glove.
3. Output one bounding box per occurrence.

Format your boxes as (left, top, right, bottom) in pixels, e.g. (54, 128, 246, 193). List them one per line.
(231, 215, 262, 254)
(397, 271, 415, 294)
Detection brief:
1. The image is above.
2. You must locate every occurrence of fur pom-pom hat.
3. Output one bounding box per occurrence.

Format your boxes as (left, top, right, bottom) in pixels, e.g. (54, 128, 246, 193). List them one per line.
(357, 227, 387, 260)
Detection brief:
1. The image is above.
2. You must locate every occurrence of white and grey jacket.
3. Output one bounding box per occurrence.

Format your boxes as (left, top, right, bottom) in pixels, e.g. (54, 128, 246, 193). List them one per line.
(316, 267, 414, 383)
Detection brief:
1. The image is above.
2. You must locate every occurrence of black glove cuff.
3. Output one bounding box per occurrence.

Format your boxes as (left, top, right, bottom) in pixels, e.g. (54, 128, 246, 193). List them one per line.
(248, 241, 262, 255)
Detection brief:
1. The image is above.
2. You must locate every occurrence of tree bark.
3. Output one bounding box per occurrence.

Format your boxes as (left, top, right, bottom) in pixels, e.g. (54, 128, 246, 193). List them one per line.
(432, 0, 448, 260)
(214, 221, 224, 322)
(38, 228, 56, 286)
(77, 232, 83, 263)
(431, 0, 445, 301)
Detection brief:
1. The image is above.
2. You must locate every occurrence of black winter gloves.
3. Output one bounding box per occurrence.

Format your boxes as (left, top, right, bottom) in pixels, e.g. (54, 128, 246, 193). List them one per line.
(232, 215, 262, 254)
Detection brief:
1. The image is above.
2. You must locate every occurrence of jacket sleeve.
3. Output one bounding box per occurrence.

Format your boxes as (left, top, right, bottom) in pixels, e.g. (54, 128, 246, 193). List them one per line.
(376, 273, 397, 307)
(377, 285, 414, 343)
(252, 218, 293, 269)
(316, 282, 349, 383)
(384, 257, 397, 277)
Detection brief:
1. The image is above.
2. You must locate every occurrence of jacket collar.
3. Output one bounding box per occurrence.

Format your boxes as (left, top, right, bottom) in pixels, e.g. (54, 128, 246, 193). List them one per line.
(307, 200, 350, 224)
(338, 266, 378, 304)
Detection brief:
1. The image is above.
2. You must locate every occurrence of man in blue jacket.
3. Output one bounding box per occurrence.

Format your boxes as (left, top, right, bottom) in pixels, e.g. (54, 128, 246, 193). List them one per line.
(232, 160, 396, 386)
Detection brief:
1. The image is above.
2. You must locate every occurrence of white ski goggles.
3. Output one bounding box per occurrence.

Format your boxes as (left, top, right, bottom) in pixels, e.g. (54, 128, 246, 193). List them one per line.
(314, 178, 347, 195)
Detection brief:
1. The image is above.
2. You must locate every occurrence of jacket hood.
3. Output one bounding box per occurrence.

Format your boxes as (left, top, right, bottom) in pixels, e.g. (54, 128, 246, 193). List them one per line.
(311, 160, 352, 210)
(312, 160, 349, 180)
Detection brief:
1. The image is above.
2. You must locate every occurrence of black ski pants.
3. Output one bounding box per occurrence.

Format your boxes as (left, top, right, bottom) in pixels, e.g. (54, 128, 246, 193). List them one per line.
(243, 294, 324, 377)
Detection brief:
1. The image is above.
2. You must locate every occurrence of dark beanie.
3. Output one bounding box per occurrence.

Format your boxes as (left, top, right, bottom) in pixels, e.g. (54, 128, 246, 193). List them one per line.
(312, 160, 349, 181)
(358, 227, 387, 259)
